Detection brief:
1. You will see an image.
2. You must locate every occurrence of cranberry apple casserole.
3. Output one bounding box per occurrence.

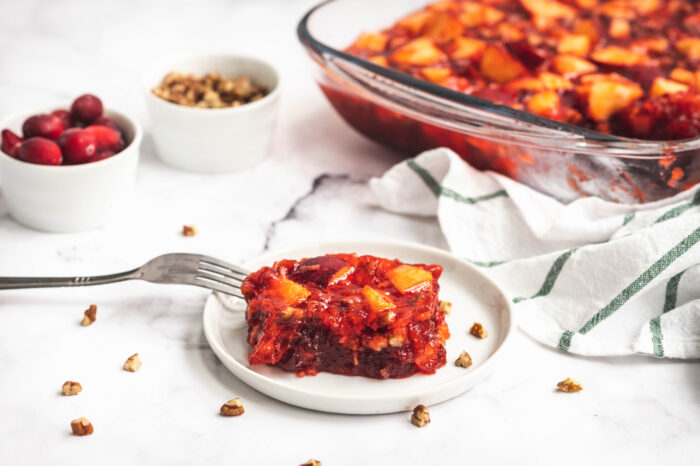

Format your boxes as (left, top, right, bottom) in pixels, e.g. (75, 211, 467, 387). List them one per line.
(241, 254, 450, 379)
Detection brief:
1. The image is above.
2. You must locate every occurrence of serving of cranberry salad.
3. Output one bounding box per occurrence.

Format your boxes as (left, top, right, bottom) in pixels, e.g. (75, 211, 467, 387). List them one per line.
(1, 94, 126, 165)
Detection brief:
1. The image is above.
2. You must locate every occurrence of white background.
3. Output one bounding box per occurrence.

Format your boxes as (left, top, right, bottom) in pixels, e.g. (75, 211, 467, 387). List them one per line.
(0, 1, 698, 464)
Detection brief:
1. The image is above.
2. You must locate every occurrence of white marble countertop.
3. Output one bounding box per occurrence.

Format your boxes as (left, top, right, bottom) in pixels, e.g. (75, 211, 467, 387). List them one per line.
(0, 0, 698, 464)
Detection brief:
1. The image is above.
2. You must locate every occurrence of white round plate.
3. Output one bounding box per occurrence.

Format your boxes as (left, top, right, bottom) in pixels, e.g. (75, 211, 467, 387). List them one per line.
(202, 240, 514, 414)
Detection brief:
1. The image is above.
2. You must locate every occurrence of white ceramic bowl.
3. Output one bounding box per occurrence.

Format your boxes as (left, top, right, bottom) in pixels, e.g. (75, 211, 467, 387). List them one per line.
(143, 54, 281, 173)
(0, 106, 142, 232)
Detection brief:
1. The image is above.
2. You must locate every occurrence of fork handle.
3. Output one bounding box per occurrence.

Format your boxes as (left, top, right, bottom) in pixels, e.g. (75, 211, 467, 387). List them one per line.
(0, 268, 141, 290)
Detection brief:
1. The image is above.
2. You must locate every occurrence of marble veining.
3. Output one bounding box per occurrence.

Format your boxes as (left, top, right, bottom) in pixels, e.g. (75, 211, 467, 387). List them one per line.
(0, 0, 698, 465)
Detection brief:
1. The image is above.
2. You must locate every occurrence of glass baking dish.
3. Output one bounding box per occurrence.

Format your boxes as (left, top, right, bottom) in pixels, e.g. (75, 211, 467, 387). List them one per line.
(297, 0, 700, 203)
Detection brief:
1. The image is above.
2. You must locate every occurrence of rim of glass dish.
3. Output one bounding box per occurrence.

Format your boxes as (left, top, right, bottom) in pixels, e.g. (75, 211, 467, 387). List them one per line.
(297, 0, 700, 159)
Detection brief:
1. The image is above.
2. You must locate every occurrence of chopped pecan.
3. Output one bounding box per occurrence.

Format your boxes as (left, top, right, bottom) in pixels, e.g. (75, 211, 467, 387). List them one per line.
(220, 398, 245, 416)
(438, 300, 452, 315)
(411, 404, 431, 427)
(182, 225, 197, 237)
(62, 381, 82, 396)
(557, 377, 583, 392)
(470, 322, 488, 338)
(70, 417, 94, 436)
(81, 304, 97, 327)
(123, 353, 142, 372)
(455, 350, 473, 368)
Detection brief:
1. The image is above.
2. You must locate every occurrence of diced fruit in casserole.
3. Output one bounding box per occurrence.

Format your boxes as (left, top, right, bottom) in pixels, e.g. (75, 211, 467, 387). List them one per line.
(578, 74, 643, 121)
(396, 10, 433, 33)
(608, 18, 631, 40)
(557, 34, 591, 56)
(422, 67, 452, 83)
(675, 38, 700, 60)
(669, 69, 698, 88)
(507, 72, 572, 91)
(289, 256, 354, 288)
(459, 3, 505, 27)
(362, 285, 395, 312)
(590, 46, 650, 66)
(269, 277, 310, 306)
(424, 12, 464, 43)
(450, 37, 487, 60)
(552, 55, 598, 76)
(650, 77, 690, 98)
(386, 265, 434, 293)
(526, 90, 561, 117)
(390, 38, 447, 66)
(520, 0, 576, 21)
(480, 45, 527, 84)
(352, 33, 388, 53)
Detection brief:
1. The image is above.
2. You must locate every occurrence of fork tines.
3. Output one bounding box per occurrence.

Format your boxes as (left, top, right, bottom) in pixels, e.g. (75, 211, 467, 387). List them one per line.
(194, 255, 249, 299)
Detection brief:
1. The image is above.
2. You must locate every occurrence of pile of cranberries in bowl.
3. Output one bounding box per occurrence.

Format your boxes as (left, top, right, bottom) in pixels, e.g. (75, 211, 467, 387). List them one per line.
(1, 94, 126, 165)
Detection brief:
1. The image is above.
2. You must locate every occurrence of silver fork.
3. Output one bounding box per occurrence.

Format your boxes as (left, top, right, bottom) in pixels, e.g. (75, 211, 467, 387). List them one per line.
(0, 253, 248, 298)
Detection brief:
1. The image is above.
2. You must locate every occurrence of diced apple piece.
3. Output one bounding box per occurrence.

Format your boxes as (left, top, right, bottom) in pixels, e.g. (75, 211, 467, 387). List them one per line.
(520, 0, 576, 20)
(670, 68, 696, 87)
(423, 12, 464, 43)
(650, 77, 690, 98)
(575, 0, 597, 8)
(450, 37, 487, 60)
(633, 0, 661, 14)
(675, 38, 700, 60)
(390, 38, 447, 66)
(480, 45, 528, 84)
(526, 90, 560, 117)
(368, 335, 389, 351)
(497, 23, 526, 42)
(362, 285, 395, 312)
(552, 54, 598, 76)
(269, 277, 310, 306)
(608, 18, 630, 39)
(572, 19, 600, 45)
(386, 265, 433, 294)
(368, 56, 389, 67)
(422, 66, 452, 84)
(590, 46, 649, 66)
(459, 3, 505, 27)
(557, 34, 591, 57)
(428, 1, 460, 12)
(507, 72, 572, 91)
(581, 78, 643, 121)
(396, 10, 432, 34)
(598, 0, 635, 18)
(631, 37, 669, 54)
(352, 33, 388, 53)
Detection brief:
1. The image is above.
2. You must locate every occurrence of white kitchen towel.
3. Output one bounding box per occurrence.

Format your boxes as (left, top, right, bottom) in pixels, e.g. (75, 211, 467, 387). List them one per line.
(370, 148, 700, 358)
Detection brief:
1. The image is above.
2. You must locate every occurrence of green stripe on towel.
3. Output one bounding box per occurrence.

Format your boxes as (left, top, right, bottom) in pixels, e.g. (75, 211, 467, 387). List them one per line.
(407, 160, 508, 205)
(513, 248, 577, 303)
(650, 270, 687, 357)
(559, 227, 700, 352)
(654, 190, 700, 224)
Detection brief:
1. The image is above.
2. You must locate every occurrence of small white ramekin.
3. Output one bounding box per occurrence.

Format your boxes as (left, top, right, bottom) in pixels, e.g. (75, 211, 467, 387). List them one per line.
(0, 106, 142, 232)
(143, 54, 281, 173)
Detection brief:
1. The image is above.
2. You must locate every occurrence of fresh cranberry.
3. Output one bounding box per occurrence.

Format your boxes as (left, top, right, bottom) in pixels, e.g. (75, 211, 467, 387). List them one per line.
(84, 125, 123, 151)
(70, 94, 103, 124)
(22, 114, 64, 140)
(57, 128, 97, 164)
(92, 116, 121, 132)
(90, 150, 116, 163)
(1, 129, 22, 157)
(18, 137, 62, 165)
(51, 109, 73, 128)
